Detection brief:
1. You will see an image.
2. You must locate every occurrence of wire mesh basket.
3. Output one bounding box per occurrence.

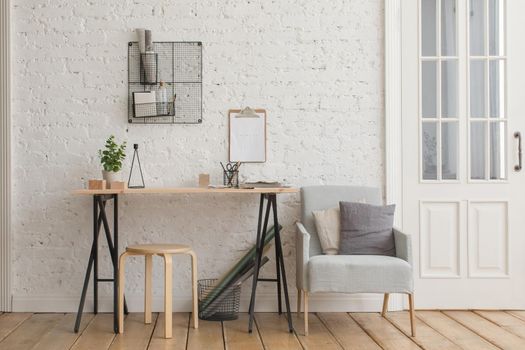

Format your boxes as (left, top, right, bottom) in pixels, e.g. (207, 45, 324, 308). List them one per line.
(198, 278, 241, 321)
(132, 102, 175, 118)
(223, 170, 239, 188)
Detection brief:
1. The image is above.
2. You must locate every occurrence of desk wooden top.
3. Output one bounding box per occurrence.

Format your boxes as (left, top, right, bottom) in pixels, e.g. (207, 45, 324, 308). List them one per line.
(72, 187, 299, 195)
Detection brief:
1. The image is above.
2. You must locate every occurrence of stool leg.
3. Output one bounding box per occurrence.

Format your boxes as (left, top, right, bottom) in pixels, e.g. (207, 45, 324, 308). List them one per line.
(144, 254, 153, 324)
(189, 250, 199, 329)
(163, 254, 173, 339)
(118, 252, 129, 334)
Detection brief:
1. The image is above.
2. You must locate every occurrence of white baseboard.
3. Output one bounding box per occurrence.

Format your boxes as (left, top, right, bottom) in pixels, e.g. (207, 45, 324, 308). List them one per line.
(12, 292, 405, 313)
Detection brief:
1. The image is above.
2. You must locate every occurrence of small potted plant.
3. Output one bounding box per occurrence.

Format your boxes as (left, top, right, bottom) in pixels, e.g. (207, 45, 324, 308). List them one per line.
(98, 135, 127, 183)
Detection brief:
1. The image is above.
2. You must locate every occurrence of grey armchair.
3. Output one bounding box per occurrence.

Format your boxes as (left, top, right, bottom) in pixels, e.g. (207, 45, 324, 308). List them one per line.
(296, 186, 415, 336)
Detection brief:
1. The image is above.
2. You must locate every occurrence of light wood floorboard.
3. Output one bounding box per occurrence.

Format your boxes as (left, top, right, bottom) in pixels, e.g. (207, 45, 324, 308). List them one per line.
(148, 313, 189, 350)
(0, 312, 32, 342)
(71, 313, 119, 350)
(223, 313, 264, 350)
(109, 312, 158, 350)
(508, 310, 525, 322)
(476, 310, 525, 340)
(0, 313, 64, 350)
(444, 310, 525, 350)
(386, 311, 460, 350)
(416, 311, 498, 350)
(186, 319, 224, 350)
(255, 313, 302, 350)
(0, 311, 524, 349)
(293, 313, 342, 350)
(317, 312, 381, 350)
(32, 313, 94, 350)
(350, 312, 421, 350)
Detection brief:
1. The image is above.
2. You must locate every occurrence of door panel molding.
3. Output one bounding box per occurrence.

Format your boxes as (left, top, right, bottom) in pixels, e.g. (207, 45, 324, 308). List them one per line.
(468, 200, 509, 278)
(420, 201, 461, 278)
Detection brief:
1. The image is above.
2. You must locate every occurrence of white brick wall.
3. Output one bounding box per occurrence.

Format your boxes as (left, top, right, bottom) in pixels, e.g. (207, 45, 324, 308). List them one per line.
(11, 0, 384, 311)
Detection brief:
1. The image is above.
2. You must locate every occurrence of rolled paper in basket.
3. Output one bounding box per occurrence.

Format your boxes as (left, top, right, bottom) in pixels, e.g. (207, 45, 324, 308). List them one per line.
(200, 256, 270, 319)
(136, 28, 146, 53)
(199, 242, 272, 301)
(143, 52, 156, 84)
(198, 225, 280, 312)
(145, 30, 153, 51)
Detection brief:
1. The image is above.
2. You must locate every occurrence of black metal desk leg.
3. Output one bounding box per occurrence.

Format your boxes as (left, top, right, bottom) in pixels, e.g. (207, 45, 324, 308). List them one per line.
(94, 197, 99, 314)
(271, 195, 293, 332)
(248, 195, 264, 315)
(276, 238, 282, 315)
(74, 195, 100, 333)
(98, 199, 128, 315)
(248, 195, 271, 333)
(113, 194, 119, 334)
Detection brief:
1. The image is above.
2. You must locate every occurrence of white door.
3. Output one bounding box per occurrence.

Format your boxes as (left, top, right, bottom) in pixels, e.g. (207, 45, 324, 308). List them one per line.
(402, 0, 525, 308)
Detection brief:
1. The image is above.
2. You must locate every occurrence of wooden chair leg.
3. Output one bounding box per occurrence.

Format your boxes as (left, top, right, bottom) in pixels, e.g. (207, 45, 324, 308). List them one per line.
(163, 254, 173, 339)
(118, 252, 129, 334)
(144, 254, 153, 324)
(297, 288, 302, 314)
(304, 291, 309, 336)
(408, 293, 416, 337)
(382, 293, 390, 317)
(188, 250, 199, 329)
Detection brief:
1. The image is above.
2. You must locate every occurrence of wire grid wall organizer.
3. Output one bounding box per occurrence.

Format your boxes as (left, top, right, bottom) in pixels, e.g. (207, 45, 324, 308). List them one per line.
(128, 41, 202, 124)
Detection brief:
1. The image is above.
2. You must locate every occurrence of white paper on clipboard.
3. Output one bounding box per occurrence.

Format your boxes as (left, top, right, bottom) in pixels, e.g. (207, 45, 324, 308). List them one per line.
(229, 108, 266, 162)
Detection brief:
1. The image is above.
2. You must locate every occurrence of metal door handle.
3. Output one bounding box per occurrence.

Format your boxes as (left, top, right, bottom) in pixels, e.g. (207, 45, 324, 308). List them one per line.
(515, 131, 522, 171)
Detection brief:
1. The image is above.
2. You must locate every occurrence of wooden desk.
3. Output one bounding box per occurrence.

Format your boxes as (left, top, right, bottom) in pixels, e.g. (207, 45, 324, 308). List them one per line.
(73, 187, 299, 334)
(72, 187, 298, 195)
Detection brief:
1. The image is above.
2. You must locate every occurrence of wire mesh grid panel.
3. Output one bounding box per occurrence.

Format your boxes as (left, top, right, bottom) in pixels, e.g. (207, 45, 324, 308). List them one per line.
(128, 41, 202, 124)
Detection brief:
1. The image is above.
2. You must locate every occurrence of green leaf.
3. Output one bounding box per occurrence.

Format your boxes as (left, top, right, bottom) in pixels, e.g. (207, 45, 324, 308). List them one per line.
(99, 135, 126, 171)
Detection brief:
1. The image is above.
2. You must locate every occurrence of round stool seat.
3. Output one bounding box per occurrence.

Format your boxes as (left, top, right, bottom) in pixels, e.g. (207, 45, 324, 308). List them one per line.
(126, 243, 192, 255)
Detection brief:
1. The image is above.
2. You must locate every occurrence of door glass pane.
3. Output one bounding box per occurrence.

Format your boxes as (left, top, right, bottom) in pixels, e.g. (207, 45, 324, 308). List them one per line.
(489, 0, 505, 56)
(490, 122, 506, 179)
(423, 122, 438, 180)
(442, 60, 458, 118)
(470, 60, 486, 117)
(470, 122, 487, 179)
(441, 0, 457, 56)
(422, 61, 438, 118)
(442, 122, 458, 179)
(470, 0, 486, 55)
(422, 0, 438, 56)
(489, 60, 505, 118)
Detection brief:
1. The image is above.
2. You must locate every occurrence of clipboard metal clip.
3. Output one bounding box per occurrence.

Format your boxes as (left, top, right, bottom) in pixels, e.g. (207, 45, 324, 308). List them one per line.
(236, 107, 259, 118)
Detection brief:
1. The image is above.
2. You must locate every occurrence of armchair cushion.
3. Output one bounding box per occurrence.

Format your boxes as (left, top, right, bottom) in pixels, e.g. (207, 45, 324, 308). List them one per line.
(312, 207, 340, 255)
(339, 202, 396, 256)
(308, 255, 413, 294)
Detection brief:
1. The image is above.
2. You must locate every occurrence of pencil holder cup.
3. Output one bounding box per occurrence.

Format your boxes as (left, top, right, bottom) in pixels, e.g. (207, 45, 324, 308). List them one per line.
(223, 170, 239, 188)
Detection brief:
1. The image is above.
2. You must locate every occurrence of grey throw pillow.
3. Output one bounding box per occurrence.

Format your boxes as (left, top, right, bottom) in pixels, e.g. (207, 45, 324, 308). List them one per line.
(339, 202, 396, 256)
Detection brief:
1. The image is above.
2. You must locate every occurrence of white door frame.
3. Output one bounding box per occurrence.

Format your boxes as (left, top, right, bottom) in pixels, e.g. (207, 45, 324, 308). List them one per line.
(0, 0, 12, 312)
(385, 0, 405, 311)
(385, 0, 403, 229)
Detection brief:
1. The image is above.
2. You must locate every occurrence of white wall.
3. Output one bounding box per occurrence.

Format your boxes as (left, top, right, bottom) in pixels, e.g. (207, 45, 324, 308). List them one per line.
(11, 0, 384, 311)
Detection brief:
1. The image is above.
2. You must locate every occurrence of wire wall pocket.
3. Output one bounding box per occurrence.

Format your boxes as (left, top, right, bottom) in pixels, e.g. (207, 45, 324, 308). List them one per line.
(128, 41, 202, 124)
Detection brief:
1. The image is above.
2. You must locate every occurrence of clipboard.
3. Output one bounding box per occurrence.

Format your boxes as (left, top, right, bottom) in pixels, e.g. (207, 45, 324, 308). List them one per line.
(229, 107, 266, 163)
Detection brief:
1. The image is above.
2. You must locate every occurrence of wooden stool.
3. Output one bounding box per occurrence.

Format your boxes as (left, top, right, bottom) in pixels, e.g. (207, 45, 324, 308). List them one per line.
(118, 244, 198, 338)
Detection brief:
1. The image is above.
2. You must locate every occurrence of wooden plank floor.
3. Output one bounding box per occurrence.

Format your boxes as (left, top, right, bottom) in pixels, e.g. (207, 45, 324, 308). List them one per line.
(1, 311, 524, 349)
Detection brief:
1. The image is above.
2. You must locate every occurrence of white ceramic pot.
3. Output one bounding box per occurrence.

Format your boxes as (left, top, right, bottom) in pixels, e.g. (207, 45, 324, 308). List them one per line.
(102, 170, 121, 184)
